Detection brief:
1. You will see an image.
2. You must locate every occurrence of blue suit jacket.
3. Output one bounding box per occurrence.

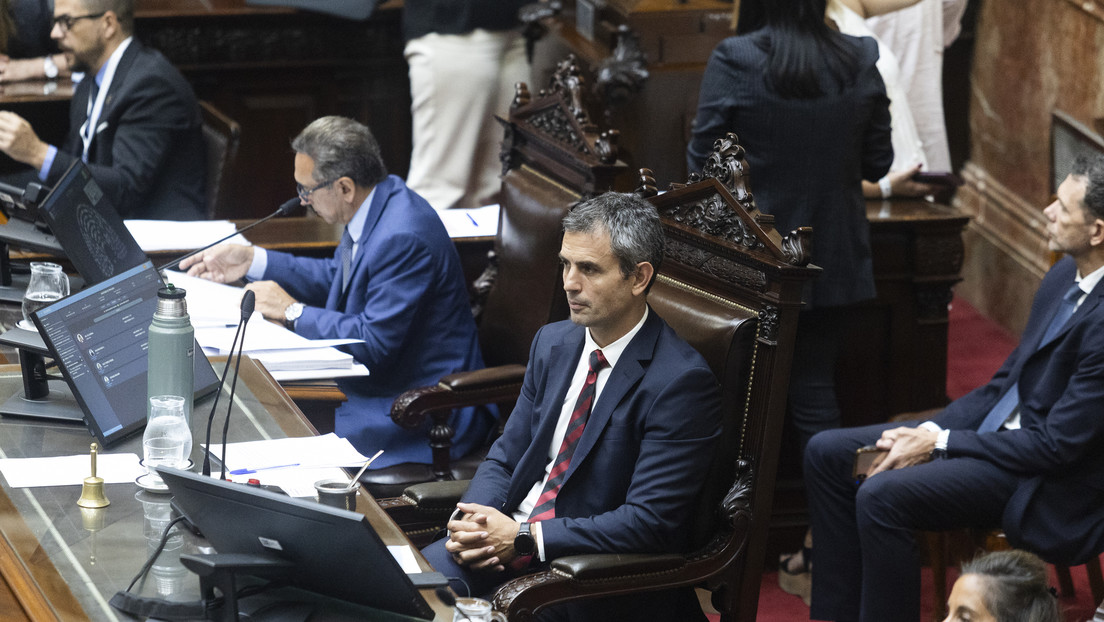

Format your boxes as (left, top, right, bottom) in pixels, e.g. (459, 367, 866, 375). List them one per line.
(932, 256, 1104, 562)
(464, 311, 722, 559)
(264, 175, 490, 468)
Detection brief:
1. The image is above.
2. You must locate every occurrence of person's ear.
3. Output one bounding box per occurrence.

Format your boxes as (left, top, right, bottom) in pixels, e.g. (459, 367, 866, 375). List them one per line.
(631, 262, 654, 296)
(1090, 217, 1104, 248)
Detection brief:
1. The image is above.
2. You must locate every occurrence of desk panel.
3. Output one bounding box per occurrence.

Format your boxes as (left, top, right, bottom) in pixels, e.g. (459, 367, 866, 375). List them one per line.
(0, 357, 451, 621)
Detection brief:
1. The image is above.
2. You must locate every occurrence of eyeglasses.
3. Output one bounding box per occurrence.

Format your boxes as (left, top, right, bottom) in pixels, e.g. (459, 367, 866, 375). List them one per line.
(296, 178, 337, 202)
(51, 11, 106, 32)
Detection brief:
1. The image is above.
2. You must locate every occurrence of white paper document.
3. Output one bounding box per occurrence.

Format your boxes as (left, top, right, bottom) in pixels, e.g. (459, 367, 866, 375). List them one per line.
(0, 453, 141, 488)
(388, 545, 423, 574)
(269, 364, 369, 382)
(437, 204, 499, 238)
(125, 220, 250, 252)
(206, 433, 376, 496)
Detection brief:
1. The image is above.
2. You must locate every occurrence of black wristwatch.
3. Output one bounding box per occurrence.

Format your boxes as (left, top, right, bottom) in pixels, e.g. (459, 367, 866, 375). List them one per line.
(929, 446, 948, 461)
(514, 522, 536, 556)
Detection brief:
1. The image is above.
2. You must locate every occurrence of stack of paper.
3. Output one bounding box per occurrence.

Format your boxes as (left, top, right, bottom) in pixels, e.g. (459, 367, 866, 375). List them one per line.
(161, 271, 369, 382)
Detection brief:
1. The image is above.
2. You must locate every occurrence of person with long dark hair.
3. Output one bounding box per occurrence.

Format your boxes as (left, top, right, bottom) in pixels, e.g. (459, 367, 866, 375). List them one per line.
(687, 0, 893, 603)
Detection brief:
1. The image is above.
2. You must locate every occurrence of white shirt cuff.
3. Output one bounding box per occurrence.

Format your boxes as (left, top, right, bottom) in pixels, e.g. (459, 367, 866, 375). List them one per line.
(532, 521, 546, 562)
(245, 246, 267, 281)
(936, 428, 950, 451)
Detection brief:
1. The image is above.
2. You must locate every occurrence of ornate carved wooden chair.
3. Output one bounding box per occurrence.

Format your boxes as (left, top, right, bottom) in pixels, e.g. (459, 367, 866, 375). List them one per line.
(382, 134, 820, 622)
(357, 57, 629, 498)
(199, 101, 241, 219)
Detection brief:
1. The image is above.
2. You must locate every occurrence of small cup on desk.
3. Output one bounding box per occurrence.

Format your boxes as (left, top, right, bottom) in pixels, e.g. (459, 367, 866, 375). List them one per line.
(314, 479, 359, 511)
(454, 597, 506, 622)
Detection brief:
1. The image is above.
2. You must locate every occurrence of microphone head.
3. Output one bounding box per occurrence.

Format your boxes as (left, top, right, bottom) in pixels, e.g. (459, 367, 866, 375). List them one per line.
(240, 290, 256, 319)
(277, 197, 301, 216)
(435, 587, 456, 607)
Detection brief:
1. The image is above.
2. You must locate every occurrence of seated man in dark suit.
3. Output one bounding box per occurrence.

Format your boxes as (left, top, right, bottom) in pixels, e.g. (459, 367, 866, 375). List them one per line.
(806, 154, 1104, 622)
(0, 0, 205, 220)
(422, 192, 723, 620)
(181, 116, 492, 471)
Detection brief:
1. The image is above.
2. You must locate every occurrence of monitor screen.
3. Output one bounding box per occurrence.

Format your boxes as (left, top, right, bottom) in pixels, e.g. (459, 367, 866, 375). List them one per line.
(30, 260, 220, 447)
(36, 160, 147, 285)
(159, 467, 435, 620)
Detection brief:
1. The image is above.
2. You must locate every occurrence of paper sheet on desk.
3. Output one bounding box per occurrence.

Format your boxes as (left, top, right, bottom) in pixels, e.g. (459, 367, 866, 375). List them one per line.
(269, 364, 369, 382)
(0, 453, 141, 487)
(207, 433, 372, 497)
(126, 220, 250, 252)
(437, 204, 499, 238)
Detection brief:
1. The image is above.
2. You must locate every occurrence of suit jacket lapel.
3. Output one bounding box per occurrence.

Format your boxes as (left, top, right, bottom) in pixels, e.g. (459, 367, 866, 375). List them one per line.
(1035, 284, 1104, 352)
(87, 41, 139, 162)
(330, 176, 395, 310)
(505, 326, 584, 507)
(563, 311, 659, 482)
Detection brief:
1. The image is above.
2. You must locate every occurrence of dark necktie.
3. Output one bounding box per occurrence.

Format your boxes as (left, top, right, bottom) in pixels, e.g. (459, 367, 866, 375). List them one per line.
(338, 227, 353, 292)
(529, 349, 609, 522)
(977, 282, 1082, 433)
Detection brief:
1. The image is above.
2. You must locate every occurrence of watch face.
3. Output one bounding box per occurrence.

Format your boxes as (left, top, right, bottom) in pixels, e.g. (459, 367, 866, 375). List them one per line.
(514, 526, 535, 555)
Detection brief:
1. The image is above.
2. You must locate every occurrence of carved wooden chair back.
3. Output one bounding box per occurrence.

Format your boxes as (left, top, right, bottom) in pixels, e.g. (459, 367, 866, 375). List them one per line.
(199, 101, 241, 219)
(489, 135, 820, 622)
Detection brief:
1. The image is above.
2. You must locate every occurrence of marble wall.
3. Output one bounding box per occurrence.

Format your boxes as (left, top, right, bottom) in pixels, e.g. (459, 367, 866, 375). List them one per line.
(956, 0, 1104, 334)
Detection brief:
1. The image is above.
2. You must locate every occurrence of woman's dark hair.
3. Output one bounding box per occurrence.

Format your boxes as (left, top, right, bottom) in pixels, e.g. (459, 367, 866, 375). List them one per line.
(960, 550, 1061, 622)
(736, 0, 861, 99)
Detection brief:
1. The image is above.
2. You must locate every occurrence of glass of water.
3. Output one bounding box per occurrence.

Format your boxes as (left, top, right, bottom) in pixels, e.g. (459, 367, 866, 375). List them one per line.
(142, 395, 189, 486)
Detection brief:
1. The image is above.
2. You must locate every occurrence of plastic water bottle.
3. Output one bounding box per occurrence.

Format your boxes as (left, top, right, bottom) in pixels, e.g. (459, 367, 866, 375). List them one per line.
(147, 286, 194, 425)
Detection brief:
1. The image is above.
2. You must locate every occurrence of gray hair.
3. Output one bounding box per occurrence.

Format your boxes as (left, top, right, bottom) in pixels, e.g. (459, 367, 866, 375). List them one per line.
(562, 192, 664, 291)
(1071, 154, 1104, 223)
(291, 116, 388, 188)
(82, 0, 134, 34)
(960, 550, 1060, 622)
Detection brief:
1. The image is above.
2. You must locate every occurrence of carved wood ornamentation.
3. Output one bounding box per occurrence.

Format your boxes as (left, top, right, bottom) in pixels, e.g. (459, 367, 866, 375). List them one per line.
(721, 459, 754, 523)
(596, 25, 649, 113)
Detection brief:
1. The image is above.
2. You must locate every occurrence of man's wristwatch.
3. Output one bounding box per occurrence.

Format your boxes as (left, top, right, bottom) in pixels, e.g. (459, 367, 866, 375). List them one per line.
(43, 56, 59, 79)
(283, 302, 304, 330)
(513, 522, 536, 556)
(929, 447, 948, 461)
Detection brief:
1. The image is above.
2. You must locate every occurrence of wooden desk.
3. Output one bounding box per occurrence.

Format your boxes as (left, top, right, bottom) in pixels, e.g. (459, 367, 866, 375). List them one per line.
(0, 357, 452, 621)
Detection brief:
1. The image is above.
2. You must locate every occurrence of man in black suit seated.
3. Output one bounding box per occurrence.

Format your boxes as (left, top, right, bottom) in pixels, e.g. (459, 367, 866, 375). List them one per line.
(0, 0, 205, 220)
(806, 154, 1104, 622)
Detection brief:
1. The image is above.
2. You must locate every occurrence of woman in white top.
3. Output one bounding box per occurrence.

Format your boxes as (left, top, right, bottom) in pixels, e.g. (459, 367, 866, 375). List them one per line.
(829, 0, 936, 198)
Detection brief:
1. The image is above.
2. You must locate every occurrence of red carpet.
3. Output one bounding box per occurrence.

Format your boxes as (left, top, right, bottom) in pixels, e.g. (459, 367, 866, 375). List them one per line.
(706, 296, 1101, 621)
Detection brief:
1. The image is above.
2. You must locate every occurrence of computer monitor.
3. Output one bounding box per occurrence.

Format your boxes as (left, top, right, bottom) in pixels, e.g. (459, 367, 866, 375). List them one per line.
(35, 159, 147, 285)
(26, 260, 220, 446)
(159, 467, 435, 620)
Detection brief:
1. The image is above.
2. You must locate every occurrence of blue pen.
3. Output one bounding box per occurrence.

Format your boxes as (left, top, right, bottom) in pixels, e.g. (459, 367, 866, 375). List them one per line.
(229, 463, 300, 475)
(467, 214, 478, 227)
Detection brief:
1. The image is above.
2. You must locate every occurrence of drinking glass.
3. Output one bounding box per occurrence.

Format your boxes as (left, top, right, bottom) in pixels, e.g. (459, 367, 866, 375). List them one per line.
(142, 395, 190, 486)
(21, 262, 70, 325)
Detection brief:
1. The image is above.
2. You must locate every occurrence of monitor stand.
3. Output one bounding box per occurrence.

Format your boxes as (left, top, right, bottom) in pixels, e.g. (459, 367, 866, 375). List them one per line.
(0, 327, 83, 422)
(0, 241, 31, 304)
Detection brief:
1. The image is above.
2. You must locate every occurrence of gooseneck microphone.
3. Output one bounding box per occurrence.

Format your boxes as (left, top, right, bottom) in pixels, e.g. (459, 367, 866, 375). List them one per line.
(158, 197, 300, 273)
(200, 290, 255, 477)
(218, 289, 255, 480)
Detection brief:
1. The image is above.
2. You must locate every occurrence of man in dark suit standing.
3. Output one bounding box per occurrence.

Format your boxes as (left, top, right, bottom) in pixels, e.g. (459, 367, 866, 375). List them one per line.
(806, 154, 1104, 622)
(0, 0, 205, 220)
(181, 116, 491, 471)
(421, 192, 723, 620)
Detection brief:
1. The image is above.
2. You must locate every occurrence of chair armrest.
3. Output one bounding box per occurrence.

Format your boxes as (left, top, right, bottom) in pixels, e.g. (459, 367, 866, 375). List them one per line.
(491, 553, 688, 619)
(377, 480, 472, 546)
(390, 364, 526, 429)
(403, 480, 470, 511)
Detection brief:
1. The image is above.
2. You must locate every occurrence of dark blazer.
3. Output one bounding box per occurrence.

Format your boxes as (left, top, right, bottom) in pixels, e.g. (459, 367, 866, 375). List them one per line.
(687, 30, 893, 308)
(402, 0, 526, 41)
(465, 311, 722, 559)
(264, 175, 491, 469)
(931, 256, 1104, 563)
(48, 39, 206, 220)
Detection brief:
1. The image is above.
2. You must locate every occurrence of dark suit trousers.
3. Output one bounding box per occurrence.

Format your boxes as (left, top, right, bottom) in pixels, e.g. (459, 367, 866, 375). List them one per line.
(805, 422, 1021, 622)
(422, 538, 706, 621)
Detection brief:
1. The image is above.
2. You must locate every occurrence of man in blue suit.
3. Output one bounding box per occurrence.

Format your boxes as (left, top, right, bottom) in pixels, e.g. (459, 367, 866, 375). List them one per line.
(421, 193, 723, 620)
(181, 116, 491, 469)
(806, 154, 1104, 622)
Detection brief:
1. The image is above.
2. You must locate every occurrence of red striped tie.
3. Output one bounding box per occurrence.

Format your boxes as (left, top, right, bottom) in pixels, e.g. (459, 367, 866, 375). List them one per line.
(529, 349, 609, 522)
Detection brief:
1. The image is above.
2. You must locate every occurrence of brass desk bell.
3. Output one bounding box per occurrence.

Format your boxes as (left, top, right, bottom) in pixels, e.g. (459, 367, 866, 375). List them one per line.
(77, 442, 109, 508)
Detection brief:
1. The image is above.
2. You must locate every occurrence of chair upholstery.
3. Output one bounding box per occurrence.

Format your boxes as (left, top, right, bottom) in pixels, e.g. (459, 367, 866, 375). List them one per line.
(382, 134, 821, 622)
(357, 56, 629, 498)
(199, 101, 241, 219)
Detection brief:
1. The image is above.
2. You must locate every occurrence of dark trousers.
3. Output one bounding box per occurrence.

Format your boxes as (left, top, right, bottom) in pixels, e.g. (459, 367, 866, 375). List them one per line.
(789, 307, 859, 456)
(805, 422, 1021, 622)
(422, 538, 706, 621)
